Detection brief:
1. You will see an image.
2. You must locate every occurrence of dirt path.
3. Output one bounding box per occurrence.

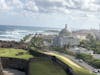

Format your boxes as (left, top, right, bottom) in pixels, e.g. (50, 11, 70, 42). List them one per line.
(3, 69, 25, 75)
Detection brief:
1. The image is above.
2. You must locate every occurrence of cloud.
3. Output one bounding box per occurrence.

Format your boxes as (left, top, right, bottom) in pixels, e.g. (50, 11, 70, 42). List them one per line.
(0, 0, 10, 10)
(24, 0, 39, 12)
(0, 0, 100, 15)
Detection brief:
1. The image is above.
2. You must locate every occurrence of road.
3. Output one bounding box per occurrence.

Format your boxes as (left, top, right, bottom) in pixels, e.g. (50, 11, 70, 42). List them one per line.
(62, 53, 95, 71)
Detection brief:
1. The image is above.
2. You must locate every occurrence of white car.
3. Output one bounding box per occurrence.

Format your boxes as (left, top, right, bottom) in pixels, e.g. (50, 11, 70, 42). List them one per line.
(93, 69, 100, 73)
(78, 59, 83, 63)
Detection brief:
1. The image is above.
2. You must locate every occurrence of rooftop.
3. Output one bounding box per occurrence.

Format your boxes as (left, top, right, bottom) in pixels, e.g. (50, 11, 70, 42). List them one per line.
(59, 24, 71, 36)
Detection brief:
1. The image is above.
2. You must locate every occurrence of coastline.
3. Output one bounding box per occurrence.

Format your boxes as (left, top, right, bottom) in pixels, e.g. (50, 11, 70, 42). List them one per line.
(0, 25, 59, 42)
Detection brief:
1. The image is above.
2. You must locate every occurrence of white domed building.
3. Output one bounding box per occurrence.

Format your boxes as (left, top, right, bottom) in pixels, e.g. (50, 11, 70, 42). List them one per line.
(53, 25, 79, 47)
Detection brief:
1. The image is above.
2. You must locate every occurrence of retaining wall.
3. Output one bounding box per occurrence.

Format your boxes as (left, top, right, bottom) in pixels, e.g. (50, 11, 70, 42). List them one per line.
(0, 62, 3, 75)
(0, 50, 76, 75)
(1, 57, 28, 75)
(29, 50, 75, 75)
(51, 56, 75, 75)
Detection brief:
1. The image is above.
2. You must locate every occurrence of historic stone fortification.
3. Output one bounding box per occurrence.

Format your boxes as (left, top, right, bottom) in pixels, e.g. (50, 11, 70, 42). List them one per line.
(29, 49, 75, 75)
(1, 57, 28, 75)
(52, 56, 75, 75)
(29, 56, 75, 75)
(0, 59, 3, 75)
(0, 49, 75, 75)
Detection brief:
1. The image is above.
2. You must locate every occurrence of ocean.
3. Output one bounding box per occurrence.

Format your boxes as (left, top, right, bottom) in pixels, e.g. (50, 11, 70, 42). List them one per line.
(0, 25, 58, 41)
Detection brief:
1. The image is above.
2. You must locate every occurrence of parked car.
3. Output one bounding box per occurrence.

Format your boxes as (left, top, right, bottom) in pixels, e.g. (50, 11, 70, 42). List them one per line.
(93, 69, 100, 73)
(78, 59, 83, 63)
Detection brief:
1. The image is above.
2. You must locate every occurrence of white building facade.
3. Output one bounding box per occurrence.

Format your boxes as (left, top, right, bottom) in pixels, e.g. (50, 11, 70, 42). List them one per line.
(53, 25, 79, 47)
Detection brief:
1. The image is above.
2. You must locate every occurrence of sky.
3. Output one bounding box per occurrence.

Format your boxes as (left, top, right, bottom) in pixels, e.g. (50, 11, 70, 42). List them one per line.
(0, 0, 100, 29)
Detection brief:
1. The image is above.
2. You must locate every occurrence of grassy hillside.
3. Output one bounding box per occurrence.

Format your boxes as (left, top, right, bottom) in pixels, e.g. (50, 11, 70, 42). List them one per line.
(0, 47, 96, 75)
(29, 59, 67, 75)
(44, 52, 95, 75)
(0, 48, 33, 60)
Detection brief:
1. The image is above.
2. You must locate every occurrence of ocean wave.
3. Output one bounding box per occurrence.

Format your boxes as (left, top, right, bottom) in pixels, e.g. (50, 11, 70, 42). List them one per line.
(0, 25, 57, 41)
(0, 38, 20, 41)
(0, 29, 42, 41)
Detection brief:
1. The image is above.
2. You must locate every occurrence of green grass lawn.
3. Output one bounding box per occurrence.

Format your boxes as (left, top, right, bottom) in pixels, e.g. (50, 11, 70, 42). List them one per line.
(30, 59, 67, 75)
(44, 52, 96, 75)
(31, 48, 95, 75)
(0, 48, 33, 60)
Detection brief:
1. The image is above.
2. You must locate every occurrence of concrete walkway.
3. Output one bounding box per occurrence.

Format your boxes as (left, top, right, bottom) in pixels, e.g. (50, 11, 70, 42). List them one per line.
(3, 69, 25, 75)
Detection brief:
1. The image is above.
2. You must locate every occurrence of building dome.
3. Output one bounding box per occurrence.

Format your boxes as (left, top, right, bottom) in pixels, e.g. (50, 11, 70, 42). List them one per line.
(59, 24, 71, 36)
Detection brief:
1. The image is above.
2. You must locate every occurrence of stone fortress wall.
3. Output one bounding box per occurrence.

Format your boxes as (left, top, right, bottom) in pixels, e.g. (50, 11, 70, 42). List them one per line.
(0, 49, 75, 75)
(29, 50, 75, 75)
(1, 57, 28, 75)
(0, 59, 3, 75)
(28, 56, 75, 75)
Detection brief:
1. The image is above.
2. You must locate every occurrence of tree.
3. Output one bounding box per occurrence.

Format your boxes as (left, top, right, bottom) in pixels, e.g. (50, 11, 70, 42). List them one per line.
(86, 33, 95, 42)
(30, 34, 44, 49)
(64, 44, 67, 50)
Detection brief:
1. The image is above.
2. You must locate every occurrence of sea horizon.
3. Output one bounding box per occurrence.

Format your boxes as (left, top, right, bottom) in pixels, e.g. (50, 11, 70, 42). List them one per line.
(0, 25, 59, 42)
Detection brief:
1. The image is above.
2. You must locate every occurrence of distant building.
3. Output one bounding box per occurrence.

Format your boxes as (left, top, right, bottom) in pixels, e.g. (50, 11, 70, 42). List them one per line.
(96, 24, 100, 40)
(73, 30, 96, 41)
(53, 24, 79, 47)
(94, 31, 100, 40)
(75, 34, 87, 41)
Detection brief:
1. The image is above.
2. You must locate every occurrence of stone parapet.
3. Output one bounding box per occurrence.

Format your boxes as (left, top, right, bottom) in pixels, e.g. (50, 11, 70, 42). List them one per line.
(0, 58, 3, 75)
